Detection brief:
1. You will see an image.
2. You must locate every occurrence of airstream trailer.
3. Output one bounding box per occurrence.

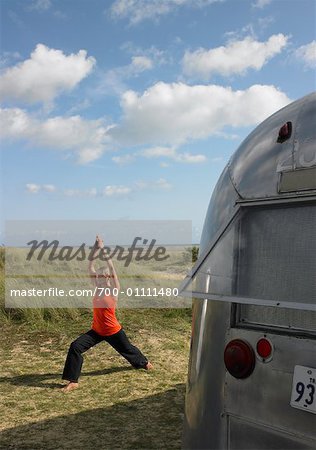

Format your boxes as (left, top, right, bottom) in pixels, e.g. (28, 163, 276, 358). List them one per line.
(180, 93, 316, 450)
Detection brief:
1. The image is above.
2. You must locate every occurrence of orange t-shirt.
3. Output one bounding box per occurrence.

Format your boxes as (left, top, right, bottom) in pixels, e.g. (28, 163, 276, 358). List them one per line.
(91, 294, 122, 336)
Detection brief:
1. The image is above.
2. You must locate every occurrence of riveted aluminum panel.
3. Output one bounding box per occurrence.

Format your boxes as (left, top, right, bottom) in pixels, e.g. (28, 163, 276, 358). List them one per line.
(225, 328, 316, 442)
(228, 416, 315, 450)
(182, 93, 316, 450)
(200, 166, 240, 252)
(183, 299, 231, 450)
(228, 92, 316, 199)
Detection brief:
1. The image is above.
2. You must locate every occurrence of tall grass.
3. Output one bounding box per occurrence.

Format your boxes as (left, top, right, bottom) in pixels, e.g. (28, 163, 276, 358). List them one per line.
(0, 247, 92, 328)
(0, 247, 193, 329)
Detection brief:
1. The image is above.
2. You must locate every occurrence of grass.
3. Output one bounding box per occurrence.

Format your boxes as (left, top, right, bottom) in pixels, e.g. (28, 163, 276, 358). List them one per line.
(4, 245, 192, 309)
(0, 248, 193, 449)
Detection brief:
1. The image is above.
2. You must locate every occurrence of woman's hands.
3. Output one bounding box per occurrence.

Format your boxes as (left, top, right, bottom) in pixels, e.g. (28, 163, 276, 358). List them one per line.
(89, 235, 104, 279)
(95, 235, 104, 249)
(90, 234, 120, 291)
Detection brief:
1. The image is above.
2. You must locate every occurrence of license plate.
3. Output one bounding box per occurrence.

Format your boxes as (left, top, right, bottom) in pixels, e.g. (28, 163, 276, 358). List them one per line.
(290, 365, 316, 414)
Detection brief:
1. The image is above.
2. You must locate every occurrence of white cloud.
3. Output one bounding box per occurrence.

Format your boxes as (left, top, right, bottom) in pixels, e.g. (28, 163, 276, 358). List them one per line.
(182, 34, 288, 79)
(28, 0, 52, 11)
(252, 0, 272, 8)
(0, 107, 112, 164)
(102, 179, 172, 196)
(103, 185, 132, 196)
(78, 147, 106, 164)
(26, 183, 56, 193)
(67, 99, 91, 114)
(295, 41, 316, 68)
(134, 178, 172, 190)
(155, 178, 172, 190)
(110, 0, 223, 25)
(112, 146, 207, 165)
(122, 55, 154, 77)
(139, 146, 206, 163)
(2, 80, 290, 166)
(113, 55, 154, 78)
(64, 188, 98, 197)
(29, 180, 172, 197)
(110, 82, 291, 146)
(140, 146, 176, 158)
(120, 42, 167, 65)
(175, 152, 206, 163)
(53, 10, 67, 19)
(26, 183, 41, 194)
(224, 16, 275, 41)
(258, 16, 275, 30)
(112, 154, 135, 165)
(0, 44, 95, 104)
(210, 157, 224, 163)
(43, 184, 56, 192)
(130, 56, 153, 72)
(95, 54, 154, 97)
(0, 51, 21, 68)
(223, 24, 256, 42)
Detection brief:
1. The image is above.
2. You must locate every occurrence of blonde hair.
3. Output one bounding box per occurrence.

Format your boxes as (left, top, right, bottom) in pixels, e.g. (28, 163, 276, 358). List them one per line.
(96, 266, 110, 276)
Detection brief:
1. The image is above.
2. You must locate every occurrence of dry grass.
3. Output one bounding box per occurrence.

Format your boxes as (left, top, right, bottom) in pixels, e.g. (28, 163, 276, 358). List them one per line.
(0, 247, 193, 448)
(0, 309, 191, 449)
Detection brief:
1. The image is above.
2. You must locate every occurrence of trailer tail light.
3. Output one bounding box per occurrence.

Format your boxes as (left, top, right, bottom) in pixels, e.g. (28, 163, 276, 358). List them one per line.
(224, 339, 255, 379)
(256, 337, 273, 361)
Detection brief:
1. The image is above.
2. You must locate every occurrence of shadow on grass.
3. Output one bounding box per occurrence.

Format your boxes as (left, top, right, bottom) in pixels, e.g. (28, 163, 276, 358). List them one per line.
(0, 366, 133, 389)
(0, 383, 185, 450)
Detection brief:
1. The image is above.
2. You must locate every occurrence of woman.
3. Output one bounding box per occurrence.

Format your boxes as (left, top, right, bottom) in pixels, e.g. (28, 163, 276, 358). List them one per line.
(61, 235, 152, 392)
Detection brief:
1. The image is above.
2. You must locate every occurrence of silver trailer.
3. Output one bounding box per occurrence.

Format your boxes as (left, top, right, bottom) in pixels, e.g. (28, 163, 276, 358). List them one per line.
(180, 93, 316, 450)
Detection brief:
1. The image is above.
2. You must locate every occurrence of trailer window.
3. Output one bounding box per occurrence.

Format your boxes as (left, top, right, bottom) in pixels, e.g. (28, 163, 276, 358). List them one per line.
(235, 203, 316, 309)
(236, 304, 316, 335)
(180, 201, 316, 311)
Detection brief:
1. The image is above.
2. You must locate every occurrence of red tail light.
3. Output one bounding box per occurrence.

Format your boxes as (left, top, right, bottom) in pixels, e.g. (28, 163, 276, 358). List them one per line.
(277, 121, 292, 142)
(224, 339, 255, 379)
(256, 337, 273, 360)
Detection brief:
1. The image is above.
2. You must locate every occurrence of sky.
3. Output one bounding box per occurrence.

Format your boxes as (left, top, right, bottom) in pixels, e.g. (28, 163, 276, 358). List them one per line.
(0, 0, 315, 244)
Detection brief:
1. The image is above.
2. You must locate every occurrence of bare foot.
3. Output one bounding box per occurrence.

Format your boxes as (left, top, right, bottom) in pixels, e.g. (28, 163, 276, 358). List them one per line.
(145, 361, 153, 370)
(61, 382, 79, 392)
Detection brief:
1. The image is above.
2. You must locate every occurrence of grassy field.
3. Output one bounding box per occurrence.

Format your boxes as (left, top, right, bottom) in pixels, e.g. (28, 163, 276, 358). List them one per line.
(5, 244, 193, 309)
(0, 248, 193, 449)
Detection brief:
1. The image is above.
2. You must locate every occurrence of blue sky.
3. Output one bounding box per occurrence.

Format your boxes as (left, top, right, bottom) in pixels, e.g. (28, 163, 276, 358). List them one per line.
(1, 0, 315, 244)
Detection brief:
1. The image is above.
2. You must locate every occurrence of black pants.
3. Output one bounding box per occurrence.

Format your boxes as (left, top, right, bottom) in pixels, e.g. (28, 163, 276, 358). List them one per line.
(62, 328, 148, 382)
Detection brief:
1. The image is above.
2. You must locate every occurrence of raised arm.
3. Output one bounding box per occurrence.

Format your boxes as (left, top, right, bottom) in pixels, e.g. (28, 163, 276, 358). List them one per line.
(105, 257, 120, 291)
(88, 235, 103, 283)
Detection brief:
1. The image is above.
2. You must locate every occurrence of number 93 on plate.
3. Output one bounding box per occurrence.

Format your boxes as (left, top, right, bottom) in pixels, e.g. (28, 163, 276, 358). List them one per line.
(290, 365, 316, 414)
